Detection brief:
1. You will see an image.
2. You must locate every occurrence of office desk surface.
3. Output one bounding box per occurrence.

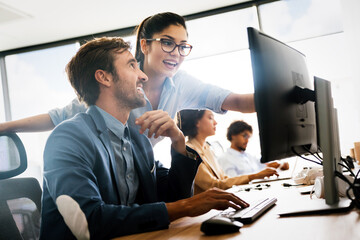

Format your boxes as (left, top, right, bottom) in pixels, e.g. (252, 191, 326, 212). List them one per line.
(115, 180, 360, 240)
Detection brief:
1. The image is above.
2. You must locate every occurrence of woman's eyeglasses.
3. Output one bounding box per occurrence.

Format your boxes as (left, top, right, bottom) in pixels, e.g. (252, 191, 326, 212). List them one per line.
(146, 38, 193, 56)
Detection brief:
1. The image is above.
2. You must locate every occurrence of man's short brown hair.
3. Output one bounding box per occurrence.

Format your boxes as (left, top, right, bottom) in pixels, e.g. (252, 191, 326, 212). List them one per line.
(66, 37, 130, 106)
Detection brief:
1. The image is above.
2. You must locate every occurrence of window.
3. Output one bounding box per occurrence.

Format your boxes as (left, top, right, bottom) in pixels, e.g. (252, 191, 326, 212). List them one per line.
(181, 50, 259, 155)
(154, 0, 350, 165)
(154, 8, 261, 165)
(186, 7, 258, 59)
(1, 0, 352, 169)
(259, 0, 343, 42)
(0, 67, 5, 122)
(5, 43, 79, 183)
(123, 35, 137, 56)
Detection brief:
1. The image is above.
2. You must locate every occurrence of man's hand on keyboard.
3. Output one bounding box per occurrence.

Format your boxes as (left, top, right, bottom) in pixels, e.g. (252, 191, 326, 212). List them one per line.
(266, 161, 289, 170)
(249, 168, 279, 181)
(166, 187, 249, 221)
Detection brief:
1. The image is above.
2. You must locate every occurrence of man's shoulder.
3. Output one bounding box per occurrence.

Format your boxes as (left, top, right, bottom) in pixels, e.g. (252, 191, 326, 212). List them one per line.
(49, 112, 99, 144)
(53, 112, 92, 131)
(217, 149, 232, 161)
(219, 148, 246, 160)
(44, 112, 105, 159)
(223, 148, 238, 156)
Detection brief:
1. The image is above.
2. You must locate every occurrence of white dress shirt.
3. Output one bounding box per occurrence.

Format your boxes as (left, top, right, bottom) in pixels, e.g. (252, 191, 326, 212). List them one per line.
(218, 148, 265, 177)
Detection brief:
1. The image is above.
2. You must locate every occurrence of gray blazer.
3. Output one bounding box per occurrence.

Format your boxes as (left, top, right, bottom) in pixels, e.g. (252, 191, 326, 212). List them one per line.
(40, 106, 201, 239)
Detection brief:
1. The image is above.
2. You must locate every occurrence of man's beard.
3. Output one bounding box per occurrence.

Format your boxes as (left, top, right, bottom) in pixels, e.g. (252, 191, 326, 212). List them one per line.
(237, 145, 246, 151)
(117, 92, 145, 110)
(130, 96, 146, 109)
(113, 74, 146, 110)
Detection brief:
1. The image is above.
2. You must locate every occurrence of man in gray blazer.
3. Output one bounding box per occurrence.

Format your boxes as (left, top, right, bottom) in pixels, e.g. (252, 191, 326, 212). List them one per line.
(40, 37, 248, 239)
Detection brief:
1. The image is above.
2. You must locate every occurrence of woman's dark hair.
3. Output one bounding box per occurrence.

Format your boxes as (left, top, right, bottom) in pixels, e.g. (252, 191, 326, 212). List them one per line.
(226, 120, 253, 141)
(135, 12, 187, 68)
(177, 109, 206, 139)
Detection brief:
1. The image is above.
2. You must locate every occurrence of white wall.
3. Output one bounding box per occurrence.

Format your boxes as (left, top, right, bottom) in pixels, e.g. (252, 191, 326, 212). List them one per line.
(340, 0, 360, 153)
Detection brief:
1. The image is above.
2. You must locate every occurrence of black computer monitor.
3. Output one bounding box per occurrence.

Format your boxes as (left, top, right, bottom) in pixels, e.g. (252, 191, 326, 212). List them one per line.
(247, 27, 317, 164)
(248, 27, 352, 211)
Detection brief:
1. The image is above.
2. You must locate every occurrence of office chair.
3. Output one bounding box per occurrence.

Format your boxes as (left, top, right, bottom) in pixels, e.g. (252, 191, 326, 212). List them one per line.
(209, 140, 225, 158)
(0, 133, 42, 240)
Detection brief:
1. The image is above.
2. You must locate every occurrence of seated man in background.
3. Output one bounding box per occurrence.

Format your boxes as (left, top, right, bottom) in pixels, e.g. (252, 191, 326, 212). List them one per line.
(218, 120, 289, 177)
(177, 110, 279, 194)
(40, 37, 248, 240)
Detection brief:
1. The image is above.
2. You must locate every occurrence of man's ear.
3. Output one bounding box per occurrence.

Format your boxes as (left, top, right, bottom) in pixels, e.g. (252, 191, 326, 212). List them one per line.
(140, 39, 148, 55)
(94, 70, 111, 87)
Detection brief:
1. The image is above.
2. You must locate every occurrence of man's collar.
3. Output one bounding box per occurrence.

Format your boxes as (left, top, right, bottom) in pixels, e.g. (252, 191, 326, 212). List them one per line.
(228, 147, 245, 155)
(93, 105, 129, 140)
(87, 105, 108, 134)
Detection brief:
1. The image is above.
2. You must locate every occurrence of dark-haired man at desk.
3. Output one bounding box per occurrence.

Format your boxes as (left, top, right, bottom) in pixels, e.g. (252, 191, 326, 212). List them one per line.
(218, 120, 289, 177)
(40, 37, 248, 240)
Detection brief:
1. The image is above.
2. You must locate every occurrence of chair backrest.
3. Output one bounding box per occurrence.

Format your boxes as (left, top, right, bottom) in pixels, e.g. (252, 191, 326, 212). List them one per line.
(0, 133, 27, 180)
(209, 140, 225, 159)
(0, 133, 42, 240)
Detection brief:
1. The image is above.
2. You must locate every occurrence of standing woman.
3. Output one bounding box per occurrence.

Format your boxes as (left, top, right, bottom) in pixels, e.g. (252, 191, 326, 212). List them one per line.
(177, 109, 278, 194)
(0, 12, 254, 145)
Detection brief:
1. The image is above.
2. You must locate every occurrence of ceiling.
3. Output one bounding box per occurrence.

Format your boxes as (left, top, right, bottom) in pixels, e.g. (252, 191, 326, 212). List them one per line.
(0, 0, 250, 52)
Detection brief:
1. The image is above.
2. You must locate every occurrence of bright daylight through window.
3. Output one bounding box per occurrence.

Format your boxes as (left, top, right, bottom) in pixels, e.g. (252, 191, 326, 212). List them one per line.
(0, 0, 350, 172)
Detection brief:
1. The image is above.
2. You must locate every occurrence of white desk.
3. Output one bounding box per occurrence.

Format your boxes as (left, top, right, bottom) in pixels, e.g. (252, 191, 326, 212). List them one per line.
(115, 179, 360, 240)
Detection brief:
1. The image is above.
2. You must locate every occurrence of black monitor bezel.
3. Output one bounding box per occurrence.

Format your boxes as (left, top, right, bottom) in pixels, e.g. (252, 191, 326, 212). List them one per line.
(248, 27, 318, 163)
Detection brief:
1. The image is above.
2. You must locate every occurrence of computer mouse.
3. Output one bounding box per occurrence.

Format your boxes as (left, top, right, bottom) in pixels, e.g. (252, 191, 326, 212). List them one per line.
(200, 216, 243, 235)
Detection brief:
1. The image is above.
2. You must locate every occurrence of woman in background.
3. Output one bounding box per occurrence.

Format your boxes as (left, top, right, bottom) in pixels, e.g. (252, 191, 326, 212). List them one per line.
(177, 109, 278, 194)
(0, 12, 254, 145)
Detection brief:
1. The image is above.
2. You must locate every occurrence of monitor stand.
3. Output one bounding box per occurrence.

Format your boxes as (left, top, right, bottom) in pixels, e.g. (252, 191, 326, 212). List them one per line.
(279, 77, 354, 217)
(278, 198, 353, 217)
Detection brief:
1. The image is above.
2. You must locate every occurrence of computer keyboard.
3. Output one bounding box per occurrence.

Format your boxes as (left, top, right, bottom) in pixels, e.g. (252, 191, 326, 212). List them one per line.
(213, 197, 277, 224)
(250, 171, 292, 184)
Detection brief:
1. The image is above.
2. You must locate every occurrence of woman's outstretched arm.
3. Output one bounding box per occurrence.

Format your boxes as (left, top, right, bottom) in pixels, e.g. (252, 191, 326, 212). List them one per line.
(0, 113, 55, 133)
(221, 93, 255, 113)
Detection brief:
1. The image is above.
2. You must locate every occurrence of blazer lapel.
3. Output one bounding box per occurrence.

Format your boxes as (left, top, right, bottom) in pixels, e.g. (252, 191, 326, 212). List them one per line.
(129, 128, 157, 202)
(87, 106, 122, 201)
